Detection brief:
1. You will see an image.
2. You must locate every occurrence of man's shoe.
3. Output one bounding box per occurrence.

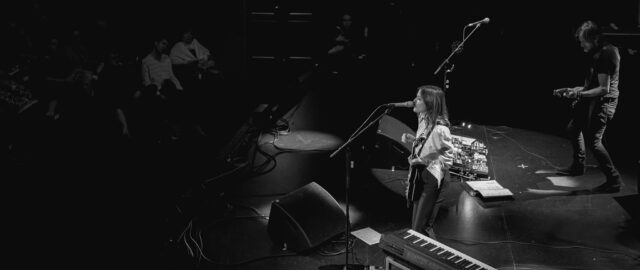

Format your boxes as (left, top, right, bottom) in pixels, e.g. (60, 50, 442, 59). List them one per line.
(591, 182, 621, 193)
(556, 166, 585, 176)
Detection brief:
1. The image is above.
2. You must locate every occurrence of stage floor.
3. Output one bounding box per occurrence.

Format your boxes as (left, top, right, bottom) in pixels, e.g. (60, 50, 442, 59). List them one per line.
(10, 72, 633, 269)
(160, 70, 640, 269)
(192, 120, 639, 270)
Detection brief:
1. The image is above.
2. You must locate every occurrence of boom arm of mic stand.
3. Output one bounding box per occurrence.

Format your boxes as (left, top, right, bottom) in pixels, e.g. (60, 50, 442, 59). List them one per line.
(433, 24, 482, 76)
(344, 104, 385, 144)
(330, 107, 393, 158)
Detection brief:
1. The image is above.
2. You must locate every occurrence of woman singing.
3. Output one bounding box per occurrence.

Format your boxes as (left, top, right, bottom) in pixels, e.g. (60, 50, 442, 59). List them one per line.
(401, 85, 455, 239)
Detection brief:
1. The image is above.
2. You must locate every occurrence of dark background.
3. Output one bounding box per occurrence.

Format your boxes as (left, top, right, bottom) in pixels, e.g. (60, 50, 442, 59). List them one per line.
(1, 1, 638, 268)
(5, 0, 631, 163)
(2, 1, 638, 150)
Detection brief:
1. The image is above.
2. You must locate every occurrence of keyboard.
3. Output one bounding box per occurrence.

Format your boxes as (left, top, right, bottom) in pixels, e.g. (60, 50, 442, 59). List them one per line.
(380, 229, 497, 270)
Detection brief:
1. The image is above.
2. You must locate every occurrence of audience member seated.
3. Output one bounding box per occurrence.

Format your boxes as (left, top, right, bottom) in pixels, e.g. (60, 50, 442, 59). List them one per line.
(169, 27, 219, 91)
(139, 34, 184, 143)
(93, 50, 134, 140)
(35, 36, 73, 121)
(169, 28, 212, 138)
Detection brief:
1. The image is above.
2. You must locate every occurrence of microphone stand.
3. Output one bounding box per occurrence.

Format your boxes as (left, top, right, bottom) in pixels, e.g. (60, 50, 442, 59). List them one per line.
(433, 23, 482, 77)
(324, 105, 394, 270)
(443, 63, 454, 92)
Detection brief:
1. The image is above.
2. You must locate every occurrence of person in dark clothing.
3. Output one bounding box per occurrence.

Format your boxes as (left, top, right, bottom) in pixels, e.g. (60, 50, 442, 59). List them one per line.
(326, 13, 367, 74)
(553, 20, 622, 193)
(93, 51, 132, 139)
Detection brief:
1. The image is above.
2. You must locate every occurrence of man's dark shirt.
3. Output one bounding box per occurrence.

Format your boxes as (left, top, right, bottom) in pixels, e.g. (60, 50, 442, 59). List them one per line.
(586, 44, 620, 99)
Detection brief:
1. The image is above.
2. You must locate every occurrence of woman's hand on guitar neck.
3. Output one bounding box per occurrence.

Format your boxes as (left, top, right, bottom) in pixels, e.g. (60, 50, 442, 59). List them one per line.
(401, 133, 416, 144)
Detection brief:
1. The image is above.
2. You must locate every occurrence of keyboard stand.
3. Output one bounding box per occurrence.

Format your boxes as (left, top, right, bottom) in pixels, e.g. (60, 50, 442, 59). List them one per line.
(385, 256, 415, 270)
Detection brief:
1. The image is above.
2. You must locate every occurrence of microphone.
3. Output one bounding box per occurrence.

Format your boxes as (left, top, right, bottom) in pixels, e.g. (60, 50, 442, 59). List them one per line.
(466, 17, 490, 27)
(385, 101, 414, 108)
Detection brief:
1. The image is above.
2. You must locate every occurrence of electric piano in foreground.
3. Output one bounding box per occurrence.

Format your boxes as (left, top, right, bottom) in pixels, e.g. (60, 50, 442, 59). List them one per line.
(380, 228, 497, 270)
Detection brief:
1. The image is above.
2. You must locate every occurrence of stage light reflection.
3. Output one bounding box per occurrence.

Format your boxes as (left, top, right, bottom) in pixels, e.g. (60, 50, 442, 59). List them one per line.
(273, 130, 343, 151)
(337, 202, 364, 226)
(455, 190, 498, 238)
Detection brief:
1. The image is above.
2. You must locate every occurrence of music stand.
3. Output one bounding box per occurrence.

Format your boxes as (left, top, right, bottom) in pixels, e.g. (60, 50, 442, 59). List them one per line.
(323, 105, 393, 270)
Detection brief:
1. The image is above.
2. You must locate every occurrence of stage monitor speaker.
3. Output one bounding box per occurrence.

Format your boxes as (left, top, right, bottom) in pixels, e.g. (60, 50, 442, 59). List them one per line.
(268, 182, 346, 252)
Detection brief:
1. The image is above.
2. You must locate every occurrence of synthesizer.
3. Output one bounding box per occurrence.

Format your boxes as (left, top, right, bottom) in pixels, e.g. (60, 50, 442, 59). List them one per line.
(380, 229, 497, 270)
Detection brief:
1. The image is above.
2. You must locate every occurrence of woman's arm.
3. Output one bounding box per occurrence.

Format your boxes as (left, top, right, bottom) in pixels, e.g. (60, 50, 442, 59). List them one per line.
(414, 126, 455, 166)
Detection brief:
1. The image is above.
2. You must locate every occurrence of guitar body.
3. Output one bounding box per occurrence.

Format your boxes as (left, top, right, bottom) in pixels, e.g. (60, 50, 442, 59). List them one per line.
(405, 163, 422, 207)
(405, 137, 426, 207)
(553, 87, 585, 109)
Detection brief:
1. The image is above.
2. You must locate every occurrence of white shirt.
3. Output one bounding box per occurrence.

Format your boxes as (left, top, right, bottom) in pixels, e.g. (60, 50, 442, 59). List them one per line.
(141, 54, 183, 91)
(413, 123, 455, 188)
(170, 39, 211, 65)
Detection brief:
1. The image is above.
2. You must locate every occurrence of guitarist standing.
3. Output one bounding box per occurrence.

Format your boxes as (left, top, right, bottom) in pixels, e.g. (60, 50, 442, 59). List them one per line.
(553, 21, 622, 193)
(401, 85, 455, 239)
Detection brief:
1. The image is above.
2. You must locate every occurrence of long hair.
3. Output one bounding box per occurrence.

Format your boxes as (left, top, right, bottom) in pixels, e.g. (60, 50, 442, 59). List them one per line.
(417, 85, 450, 132)
(576, 20, 603, 48)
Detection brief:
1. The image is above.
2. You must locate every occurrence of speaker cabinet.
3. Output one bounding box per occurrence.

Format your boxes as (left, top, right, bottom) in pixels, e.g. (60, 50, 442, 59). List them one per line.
(268, 182, 346, 252)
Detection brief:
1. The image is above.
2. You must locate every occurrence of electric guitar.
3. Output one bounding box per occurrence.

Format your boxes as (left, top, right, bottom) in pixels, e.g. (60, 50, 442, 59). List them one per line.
(553, 87, 580, 108)
(405, 135, 427, 207)
(553, 87, 595, 110)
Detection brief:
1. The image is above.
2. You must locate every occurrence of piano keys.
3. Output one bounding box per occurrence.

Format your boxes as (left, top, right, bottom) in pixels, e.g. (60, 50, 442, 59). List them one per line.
(380, 228, 497, 270)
